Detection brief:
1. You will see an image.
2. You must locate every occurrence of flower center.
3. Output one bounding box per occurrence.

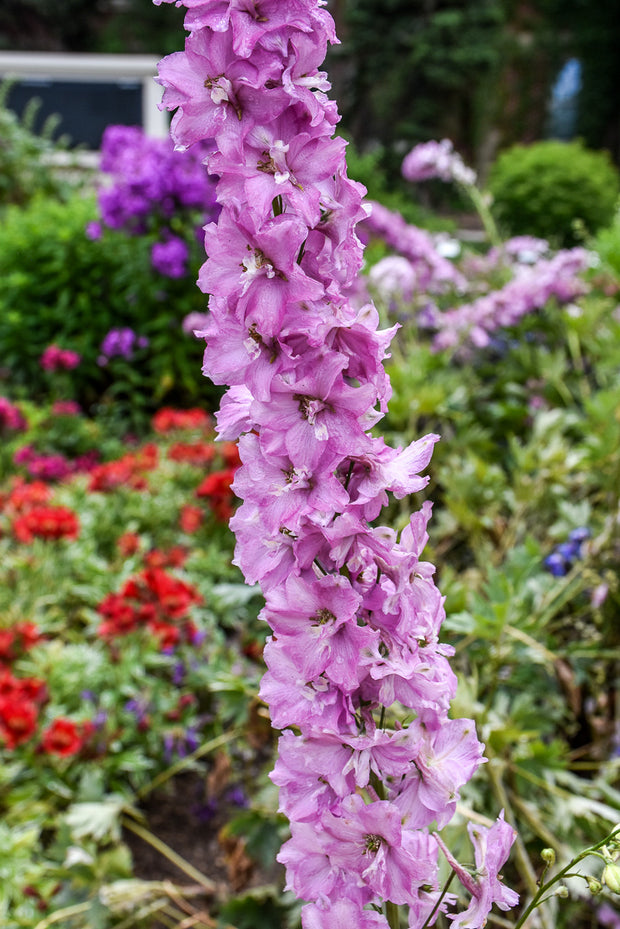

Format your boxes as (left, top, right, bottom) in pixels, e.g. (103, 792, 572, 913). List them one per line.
(311, 608, 336, 626)
(364, 834, 383, 854)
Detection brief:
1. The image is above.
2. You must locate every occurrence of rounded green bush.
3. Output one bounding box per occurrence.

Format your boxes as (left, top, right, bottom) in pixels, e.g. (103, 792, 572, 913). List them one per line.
(488, 140, 620, 246)
(0, 192, 219, 428)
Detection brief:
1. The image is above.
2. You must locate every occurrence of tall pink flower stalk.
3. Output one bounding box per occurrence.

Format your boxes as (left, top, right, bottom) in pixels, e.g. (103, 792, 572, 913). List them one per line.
(154, 2, 518, 926)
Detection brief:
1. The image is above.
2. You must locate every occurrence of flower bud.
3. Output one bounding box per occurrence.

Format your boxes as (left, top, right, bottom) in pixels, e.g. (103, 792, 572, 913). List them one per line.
(602, 863, 620, 894)
(586, 878, 602, 894)
(555, 885, 569, 898)
(541, 848, 556, 866)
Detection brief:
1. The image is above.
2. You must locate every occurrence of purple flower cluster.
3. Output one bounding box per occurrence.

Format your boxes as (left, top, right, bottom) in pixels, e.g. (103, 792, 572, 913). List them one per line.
(97, 328, 149, 366)
(432, 247, 590, 352)
(98, 125, 218, 234)
(96, 125, 220, 279)
(402, 139, 477, 187)
(544, 526, 591, 577)
(362, 201, 466, 294)
(151, 235, 190, 278)
(155, 2, 517, 926)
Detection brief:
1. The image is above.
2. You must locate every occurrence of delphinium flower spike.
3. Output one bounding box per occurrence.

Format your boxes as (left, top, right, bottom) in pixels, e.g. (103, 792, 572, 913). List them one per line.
(154, 2, 518, 926)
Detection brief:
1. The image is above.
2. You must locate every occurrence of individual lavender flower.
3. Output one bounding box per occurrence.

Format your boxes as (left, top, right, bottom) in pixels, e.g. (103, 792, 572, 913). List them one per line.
(98, 328, 149, 366)
(151, 235, 190, 278)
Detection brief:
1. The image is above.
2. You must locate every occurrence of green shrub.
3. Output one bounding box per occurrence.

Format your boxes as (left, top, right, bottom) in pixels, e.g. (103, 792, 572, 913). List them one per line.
(593, 207, 620, 278)
(488, 139, 620, 246)
(0, 81, 76, 209)
(0, 193, 217, 429)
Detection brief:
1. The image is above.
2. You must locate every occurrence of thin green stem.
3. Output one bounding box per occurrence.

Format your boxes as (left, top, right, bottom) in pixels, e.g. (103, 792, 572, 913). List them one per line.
(513, 827, 620, 929)
(34, 903, 91, 929)
(462, 183, 501, 248)
(420, 869, 456, 929)
(122, 817, 217, 893)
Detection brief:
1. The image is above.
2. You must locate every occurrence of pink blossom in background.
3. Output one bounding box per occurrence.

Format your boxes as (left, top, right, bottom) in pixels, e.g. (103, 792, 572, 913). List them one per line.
(402, 139, 477, 187)
(40, 344, 81, 372)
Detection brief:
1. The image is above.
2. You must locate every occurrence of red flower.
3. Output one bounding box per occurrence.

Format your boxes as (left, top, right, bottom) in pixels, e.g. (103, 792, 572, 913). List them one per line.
(143, 546, 189, 569)
(16, 622, 41, 651)
(0, 695, 38, 749)
(117, 532, 141, 557)
(41, 718, 84, 757)
(152, 407, 213, 434)
(220, 442, 241, 469)
(12, 505, 79, 543)
(167, 440, 216, 467)
(0, 631, 15, 663)
(195, 468, 237, 521)
(0, 623, 41, 663)
(88, 444, 159, 493)
(148, 621, 180, 650)
(96, 566, 202, 646)
(179, 505, 204, 534)
(97, 593, 140, 638)
(0, 668, 47, 704)
(4, 479, 52, 514)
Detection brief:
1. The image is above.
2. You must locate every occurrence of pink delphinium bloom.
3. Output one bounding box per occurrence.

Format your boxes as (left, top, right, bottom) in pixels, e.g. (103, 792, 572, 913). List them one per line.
(155, 2, 517, 925)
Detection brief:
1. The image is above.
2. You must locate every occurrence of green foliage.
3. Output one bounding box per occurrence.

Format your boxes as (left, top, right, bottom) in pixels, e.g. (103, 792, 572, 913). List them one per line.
(488, 140, 620, 246)
(0, 193, 218, 428)
(0, 81, 75, 208)
(593, 208, 620, 278)
(341, 0, 506, 160)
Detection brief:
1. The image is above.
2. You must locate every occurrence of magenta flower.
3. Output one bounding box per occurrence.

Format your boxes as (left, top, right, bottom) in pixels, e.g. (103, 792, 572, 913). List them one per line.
(40, 344, 81, 372)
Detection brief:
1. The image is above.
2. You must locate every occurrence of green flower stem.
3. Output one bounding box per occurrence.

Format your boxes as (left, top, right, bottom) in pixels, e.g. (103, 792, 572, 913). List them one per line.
(486, 758, 555, 929)
(122, 816, 218, 894)
(420, 869, 456, 929)
(461, 182, 502, 249)
(513, 827, 620, 929)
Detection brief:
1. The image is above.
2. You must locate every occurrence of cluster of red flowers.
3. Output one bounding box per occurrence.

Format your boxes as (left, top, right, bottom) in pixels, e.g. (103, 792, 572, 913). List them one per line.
(0, 478, 51, 513)
(1, 478, 80, 543)
(0, 629, 91, 757)
(152, 407, 213, 434)
(12, 504, 80, 544)
(168, 440, 216, 467)
(97, 565, 203, 649)
(88, 443, 159, 493)
(0, 621, 41, 662)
